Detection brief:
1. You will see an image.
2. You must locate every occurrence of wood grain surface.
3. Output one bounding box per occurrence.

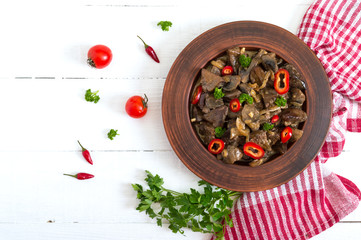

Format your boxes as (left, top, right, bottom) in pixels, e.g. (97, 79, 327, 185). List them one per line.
(0, 1, 359, 239)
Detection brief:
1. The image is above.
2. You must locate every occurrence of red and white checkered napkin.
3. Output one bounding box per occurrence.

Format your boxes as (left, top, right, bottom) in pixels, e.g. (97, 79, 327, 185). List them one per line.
(217, 0, 361, 239)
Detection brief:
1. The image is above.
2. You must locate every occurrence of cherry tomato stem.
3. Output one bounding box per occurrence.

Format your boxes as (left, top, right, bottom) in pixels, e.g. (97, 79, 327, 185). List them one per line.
(208, 139, 225, 155)
(274, 69, 290, 94)
(243, 142, 265, 159)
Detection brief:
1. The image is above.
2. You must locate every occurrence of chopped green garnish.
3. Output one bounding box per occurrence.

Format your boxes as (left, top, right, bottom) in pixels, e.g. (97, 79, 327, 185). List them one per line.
(213, 87, 225, 99)
(263, 123, 274, 131)
(107, 129, 119, 140)
(85, 89, 100, 103)
(215, 127, 226, 138)
(239, 54, 251, 68)
(275, 96, 287, 107)
(239, 93, 254, 104)
(157, 21, 173, 31)
(132, 170, 242, 239)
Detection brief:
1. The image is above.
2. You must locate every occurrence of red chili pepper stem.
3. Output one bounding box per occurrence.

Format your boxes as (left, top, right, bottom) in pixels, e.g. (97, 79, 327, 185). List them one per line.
(137, 35, 149, 49)
(63, 173, 78, 179)
(77, 140, 86, 152)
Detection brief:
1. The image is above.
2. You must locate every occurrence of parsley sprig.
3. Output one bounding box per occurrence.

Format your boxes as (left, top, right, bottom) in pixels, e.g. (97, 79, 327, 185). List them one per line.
(107, 129, 119, 140)
(85, 89, 100, 103)
(214, 87, 225, 99)
(239, 93, 254, 104)
(157, 21, 173, 31)
(132, 170, 242, 239)
(215, 127, 226, 138)
(275, 96, 287, 107)
(239, 54, 251, 68)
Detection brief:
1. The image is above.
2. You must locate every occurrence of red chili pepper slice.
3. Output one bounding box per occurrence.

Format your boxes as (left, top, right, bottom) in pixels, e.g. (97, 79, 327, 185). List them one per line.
(281, 127, 293, 143)
(222, 66, 234, 75)
(243, 142, 265, 159)
(63, 173, 94, 180)
(271, 115, 279, 124)
(77, 140, 93, 165)
(137, 35, 160, 63)
(191, 86, 202, 105)
(208, 139, 225, 155)
(229, 98, 241, 112)
(274, 69, 290, 95)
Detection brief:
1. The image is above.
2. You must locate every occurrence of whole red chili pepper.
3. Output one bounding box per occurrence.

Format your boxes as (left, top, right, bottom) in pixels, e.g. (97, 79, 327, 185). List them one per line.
(77, 140, 93, 165)
(137, 35, 160, 63)
(63, 173, 94, 180)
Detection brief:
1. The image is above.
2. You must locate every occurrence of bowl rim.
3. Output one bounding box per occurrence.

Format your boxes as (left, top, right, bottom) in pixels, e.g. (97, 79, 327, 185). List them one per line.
(162, 20, 332, 192)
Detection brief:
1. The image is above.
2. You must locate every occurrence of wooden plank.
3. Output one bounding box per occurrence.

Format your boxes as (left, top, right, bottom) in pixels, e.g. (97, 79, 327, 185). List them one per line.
(0, 223, 211, 240)
(0, 150, 359, 224)
(0, 4, 310, 78)
(0, 222, 359, 240)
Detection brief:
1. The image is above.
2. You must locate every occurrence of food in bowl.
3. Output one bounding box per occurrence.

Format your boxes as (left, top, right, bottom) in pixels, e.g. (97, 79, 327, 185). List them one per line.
(190, 47, 307, 167)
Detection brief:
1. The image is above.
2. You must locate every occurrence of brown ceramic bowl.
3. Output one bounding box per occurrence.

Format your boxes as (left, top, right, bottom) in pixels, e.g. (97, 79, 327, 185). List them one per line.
(162, 21, 332, 192)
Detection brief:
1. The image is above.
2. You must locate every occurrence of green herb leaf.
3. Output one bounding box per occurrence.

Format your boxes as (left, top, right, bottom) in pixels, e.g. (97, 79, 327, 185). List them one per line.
(239, 93, 253, 104)
(275, 96, 287, 107)
(107, 129, 119, 140)
(85, 89, 100, 103)
(157, 21, 173, 31)
(214, 127, 226, 138)
(132, 170, 242, 238)
(263, 122, 274, 131)
(239, 54, 251, 68)
(214, 87, 225, 99)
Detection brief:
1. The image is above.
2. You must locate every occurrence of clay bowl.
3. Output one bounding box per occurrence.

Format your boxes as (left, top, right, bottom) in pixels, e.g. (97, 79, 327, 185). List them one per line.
(162, 21, 332, 192)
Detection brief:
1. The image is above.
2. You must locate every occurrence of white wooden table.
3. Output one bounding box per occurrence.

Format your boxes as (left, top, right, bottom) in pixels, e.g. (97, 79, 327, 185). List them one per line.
(0, 0, 360, 239)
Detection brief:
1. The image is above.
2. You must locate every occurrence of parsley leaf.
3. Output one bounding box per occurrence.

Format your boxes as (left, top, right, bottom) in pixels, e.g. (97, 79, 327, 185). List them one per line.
(107, 129, 119, 140)
(214, 127, 226, 138)
(157, 21, 173, 31)
(85, 89, 100, 103)
(214, 87, 225, 99)
(239, 93, 254, 104)
(132, 170, 242, 239)
(263, 123, 274, 131)
(239, 54, 251, 68)
(275, 96, 287, 107)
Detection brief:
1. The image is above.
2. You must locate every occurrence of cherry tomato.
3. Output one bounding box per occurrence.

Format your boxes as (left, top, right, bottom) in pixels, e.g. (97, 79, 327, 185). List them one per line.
(191, 86, 202, 105)
(125, 94, 148, 118)
(208, 139, 225, 155)
(229, 98, 241, 112)
(87, 45, 113, 69)
(222, 66, 234, 75)
(243, 142, 265, 159)
(271, 115, 280, 124)
(281, 127, 293, 143)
